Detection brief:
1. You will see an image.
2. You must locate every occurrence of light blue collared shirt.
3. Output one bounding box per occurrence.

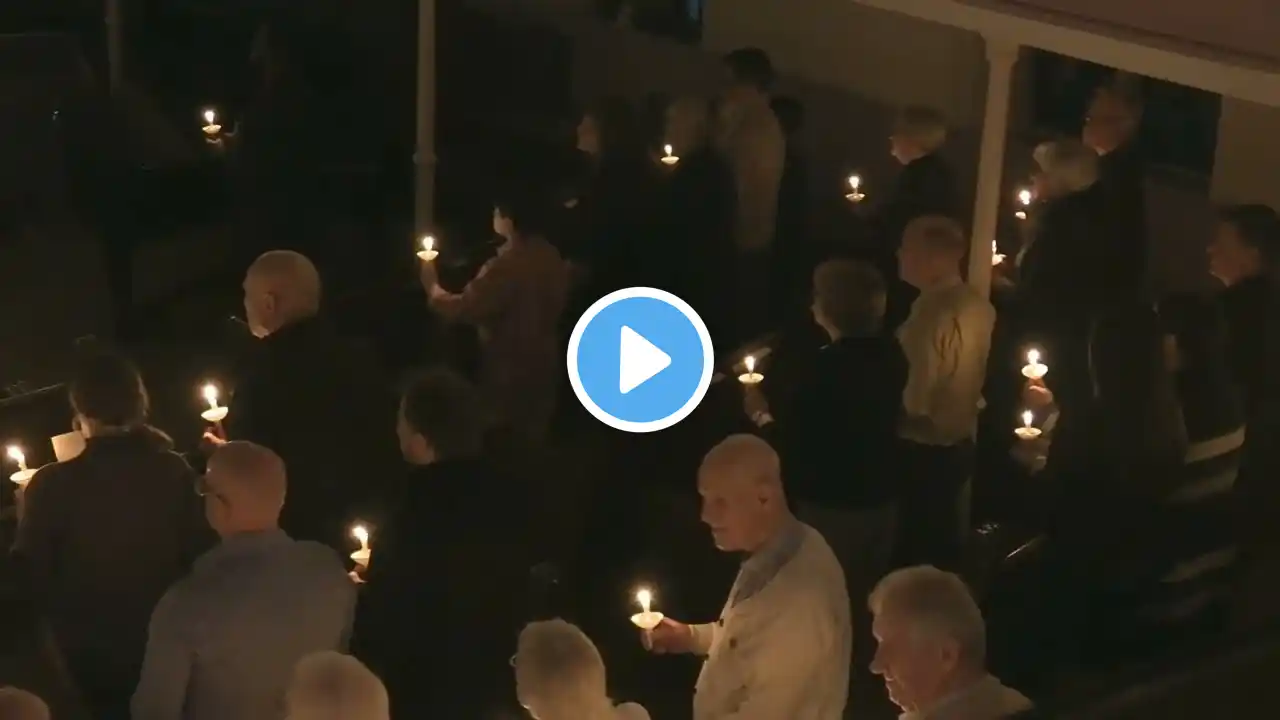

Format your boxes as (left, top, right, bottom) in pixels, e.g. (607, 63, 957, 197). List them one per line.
(131, 529, 356, 720)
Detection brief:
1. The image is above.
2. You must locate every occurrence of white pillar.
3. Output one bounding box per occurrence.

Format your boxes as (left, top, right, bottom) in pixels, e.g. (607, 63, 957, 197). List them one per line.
(105, 0, 124, 93)
(967, 38, 1019, 296)
(414, 0, 437, 236)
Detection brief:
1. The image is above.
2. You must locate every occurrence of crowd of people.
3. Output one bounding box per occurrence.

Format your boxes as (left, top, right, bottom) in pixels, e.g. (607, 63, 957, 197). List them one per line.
(0, 42, 1276, 720)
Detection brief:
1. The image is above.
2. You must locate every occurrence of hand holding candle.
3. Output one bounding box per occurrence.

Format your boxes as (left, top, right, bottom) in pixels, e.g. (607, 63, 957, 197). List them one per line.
(7, 445, 35, 486)
(1015, 187, 1033, 220)
(350, 524, 372, 569)
(991, 239, 1006, 266)
(200, 383, 229, 425)
(630, 587, 664, 631)
(201, 108, 222, 138)
(660, 144, 679, 166)
(1014, 410, 1042, 440)
(845, 174, 866, 203)
(737, 355, 764, 385)
(1021, 349, 1048, 380)
(416, 235, 438, 262)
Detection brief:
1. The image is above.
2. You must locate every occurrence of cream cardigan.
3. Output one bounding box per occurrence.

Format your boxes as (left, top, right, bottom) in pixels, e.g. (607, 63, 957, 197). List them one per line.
(689, 524, 852, 720)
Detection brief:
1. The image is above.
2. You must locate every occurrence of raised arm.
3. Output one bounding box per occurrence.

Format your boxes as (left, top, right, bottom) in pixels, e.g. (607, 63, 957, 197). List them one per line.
(429, 253, 518, 324)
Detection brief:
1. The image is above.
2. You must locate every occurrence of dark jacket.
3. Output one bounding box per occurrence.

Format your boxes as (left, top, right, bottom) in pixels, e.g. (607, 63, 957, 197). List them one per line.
(226, 316, 401, 550)
(1219, 274, 1270, 415)
(761, 336, 907, 509)
(352, 457, 533, 717)
(563, 152, 660, 294)
(656, 146, 736, 329)
(13, 428, 212, 714)
(1096, 142, 1149, 293)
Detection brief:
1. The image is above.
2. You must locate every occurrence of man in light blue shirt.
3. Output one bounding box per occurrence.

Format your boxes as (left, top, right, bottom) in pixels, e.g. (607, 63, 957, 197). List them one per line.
(132, 441, 356, 720)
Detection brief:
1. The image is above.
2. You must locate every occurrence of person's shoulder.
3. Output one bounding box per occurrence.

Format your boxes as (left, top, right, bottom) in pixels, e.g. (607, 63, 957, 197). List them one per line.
(614, 702, 651, 720)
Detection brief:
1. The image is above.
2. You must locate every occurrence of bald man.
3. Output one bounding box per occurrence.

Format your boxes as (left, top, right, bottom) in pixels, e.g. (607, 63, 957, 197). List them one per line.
(0, 688, 50, 720)
(644, 435, 851, 720)
(133, 442, 356, 720)
(220, 251, 401, 552)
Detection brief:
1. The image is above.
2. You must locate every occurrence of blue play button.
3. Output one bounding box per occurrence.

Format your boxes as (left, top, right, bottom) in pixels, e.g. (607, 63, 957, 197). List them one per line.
(567, 287, 715, 433)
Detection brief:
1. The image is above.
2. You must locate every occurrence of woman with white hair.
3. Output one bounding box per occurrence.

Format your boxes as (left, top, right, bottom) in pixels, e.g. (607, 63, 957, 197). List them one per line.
(286, 652, 389, 720)
(869, 566, 1031, 719)
(513, 620, 649, 720)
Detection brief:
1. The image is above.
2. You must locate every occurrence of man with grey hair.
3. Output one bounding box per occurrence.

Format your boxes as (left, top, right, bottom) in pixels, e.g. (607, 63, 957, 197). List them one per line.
(209, 250, 400, 552)
(869, 566, 1031, 719)
(132, 442, 356, 720)
(642, 435, 852, 719)
(286, 652, 389, 720)
(0, 688, 50, 720)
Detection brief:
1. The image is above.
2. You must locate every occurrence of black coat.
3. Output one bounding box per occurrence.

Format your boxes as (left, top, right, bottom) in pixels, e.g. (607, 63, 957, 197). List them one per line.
(655, 147, 736, 330)
(1219, 274, 1270, 416)
(1096, 142, 1149, 293)
(226, 316, 401, 550)
(352, 457, 534, 717)
(761, 335, 907, 510)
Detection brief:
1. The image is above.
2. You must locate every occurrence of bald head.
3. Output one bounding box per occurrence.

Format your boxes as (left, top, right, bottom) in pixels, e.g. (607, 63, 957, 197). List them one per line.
(698, 435, 789, 552)
(243, 251, 322, 338)
(0, 688, 49, 720)
(204, 441, 287, 536)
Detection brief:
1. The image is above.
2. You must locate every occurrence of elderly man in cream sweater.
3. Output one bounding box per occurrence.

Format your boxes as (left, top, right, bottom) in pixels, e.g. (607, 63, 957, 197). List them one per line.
(870, 566, 1032, 719)
(643, 434, 851, 719)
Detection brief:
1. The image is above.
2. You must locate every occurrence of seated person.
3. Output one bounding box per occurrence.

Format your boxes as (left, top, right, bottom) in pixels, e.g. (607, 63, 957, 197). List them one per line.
(15, 348, 210, 719)
(514, 619, 650, 720)
(643, 436, 851, 719)
(285, 652, 389, 720)
(353, 369, 534, 717)
(132, 442, 356, 720)
(870, 566, 1032, 719)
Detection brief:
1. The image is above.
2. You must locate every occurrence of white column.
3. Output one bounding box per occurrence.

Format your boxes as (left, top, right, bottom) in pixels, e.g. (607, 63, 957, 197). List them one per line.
(105, 0, 124, 93)
(414, 0, 437, 236)
(967, 38, 1019, 296)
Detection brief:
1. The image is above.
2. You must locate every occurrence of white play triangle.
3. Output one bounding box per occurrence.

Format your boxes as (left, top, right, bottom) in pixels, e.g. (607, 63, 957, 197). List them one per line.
(619, 325, 671, 394)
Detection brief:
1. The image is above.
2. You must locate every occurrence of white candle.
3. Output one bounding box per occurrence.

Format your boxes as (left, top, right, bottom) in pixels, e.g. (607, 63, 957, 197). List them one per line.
(1021, 349, 1048, 380)
(630, 586, 665, 630)
(737, 355, 764, 385)
(660, 144, 679, 166)
(416, 235, 438, 262)
(991, 239, 1006, 266)
(200, 383, 229, 424)
(1014, 188, 1032, 220)
(201, 108, 222, 137)
(350, 524, 371, 568)
(7, 445, 34, 486)
(1014, 410, 1042, 440)
(845, 174, 865, 203)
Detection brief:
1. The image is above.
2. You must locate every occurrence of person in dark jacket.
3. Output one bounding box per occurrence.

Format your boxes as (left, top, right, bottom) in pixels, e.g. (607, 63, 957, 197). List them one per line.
(656, 96, 736, 336)
(210, 250, 401, 553)
(770, 95, 813, 324)
(353, 368, 533, 718)
(14, 348, 211, 718)
(867, 106, 959, 332)
(1207, 203, 1279, 414)
(1083, 81, 1148, 294)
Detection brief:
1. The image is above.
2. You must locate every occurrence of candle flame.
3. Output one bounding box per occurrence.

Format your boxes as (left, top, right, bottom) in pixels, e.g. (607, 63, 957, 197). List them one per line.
(744, 355, 756, 373)
(636, 588, 652, 613)
(202, 109, 216, 126)
(848, 175, 861, 191)
(6, 445, 24, 467)
(351, 524, 369, 547)
(202, 383, 219, 409)
(1018, 188, 1033, 206)
(1021, 410, 1034, 427)
(663, 144, 673, 156)
(1027, 349, 1040, 366)
(420, 235, 434, 253)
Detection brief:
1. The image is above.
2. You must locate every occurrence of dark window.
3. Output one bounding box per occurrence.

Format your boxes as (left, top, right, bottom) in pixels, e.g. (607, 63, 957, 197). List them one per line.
(1029, 50, 1221, 178)
(595, 0, 704, 43)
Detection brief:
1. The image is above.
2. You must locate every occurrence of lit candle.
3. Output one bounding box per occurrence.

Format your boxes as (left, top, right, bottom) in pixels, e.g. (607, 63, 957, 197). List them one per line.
(350, 524, 372, 569)
(991, 239, 1006, 266)
(201, 108, 222, 137)
(1021, 349, 1048, 380)
(845, 174, 865, 203)
(416, 235, 438, 262)
(660, 144, 679, 166)
(629, 586, 665, 630)
(1014, 188, 1033, 220)
(737, 355, 764, 385)
(7, 445, 35, 486)
(1014, 410, 1042, 440)
(200, 383, 229, 424)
